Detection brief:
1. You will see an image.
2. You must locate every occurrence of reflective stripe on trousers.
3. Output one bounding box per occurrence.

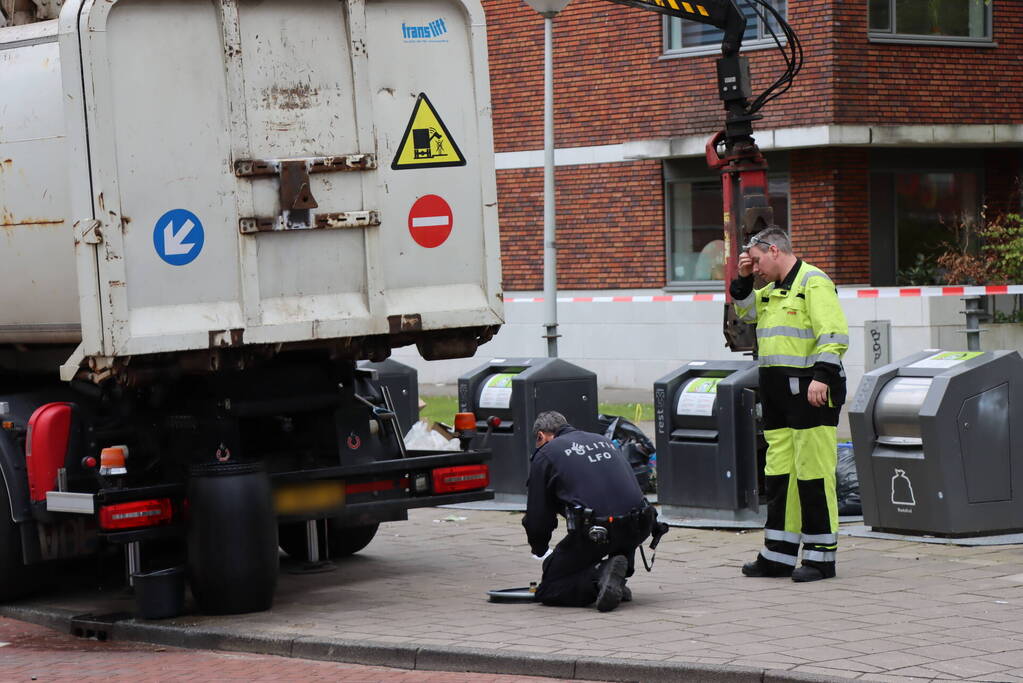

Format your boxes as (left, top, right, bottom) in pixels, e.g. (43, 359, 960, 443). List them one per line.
(765, 530, 837, 545)
(803, 550, 837, 563)
(761, 548, 798, 567)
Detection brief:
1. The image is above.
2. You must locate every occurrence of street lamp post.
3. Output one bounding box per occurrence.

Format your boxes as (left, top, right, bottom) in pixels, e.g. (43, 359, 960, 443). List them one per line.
(523, 0, 570, 358)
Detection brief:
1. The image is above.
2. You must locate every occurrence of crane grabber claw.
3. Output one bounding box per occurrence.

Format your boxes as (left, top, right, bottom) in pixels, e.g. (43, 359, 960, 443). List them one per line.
(597, 0, 802, 352)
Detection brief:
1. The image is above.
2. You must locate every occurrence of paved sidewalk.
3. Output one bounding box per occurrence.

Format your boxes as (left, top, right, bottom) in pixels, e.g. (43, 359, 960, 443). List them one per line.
(5, 508, 1023, 682)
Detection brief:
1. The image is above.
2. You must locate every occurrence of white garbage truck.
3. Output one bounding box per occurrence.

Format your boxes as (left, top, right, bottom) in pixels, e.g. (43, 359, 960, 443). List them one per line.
(0, 0, 501, 614)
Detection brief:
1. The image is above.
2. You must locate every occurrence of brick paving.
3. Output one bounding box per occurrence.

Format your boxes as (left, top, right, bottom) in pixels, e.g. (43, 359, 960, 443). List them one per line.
(0, 617, 586, 682)
(6, 507, 1023, 681)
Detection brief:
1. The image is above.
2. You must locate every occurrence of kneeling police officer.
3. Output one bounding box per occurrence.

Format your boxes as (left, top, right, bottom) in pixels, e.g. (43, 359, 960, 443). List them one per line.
(523, 411, 661, 612)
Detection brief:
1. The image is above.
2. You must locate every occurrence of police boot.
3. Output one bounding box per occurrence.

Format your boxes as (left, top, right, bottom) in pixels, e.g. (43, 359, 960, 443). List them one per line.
(595, 555, 628, 612)
(741, 554, 794, 578)
(791, 562, 836, 582)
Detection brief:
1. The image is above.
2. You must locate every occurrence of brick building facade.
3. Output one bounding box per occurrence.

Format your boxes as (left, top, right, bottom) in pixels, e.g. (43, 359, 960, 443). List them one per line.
(484, 0, 1023, 291)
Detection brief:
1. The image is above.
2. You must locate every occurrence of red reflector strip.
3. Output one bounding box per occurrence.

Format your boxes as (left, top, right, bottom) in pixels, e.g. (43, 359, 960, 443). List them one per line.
(432, 465, 489, 494)
(346, 478, 408, 495)
(99, 499, 173, 530)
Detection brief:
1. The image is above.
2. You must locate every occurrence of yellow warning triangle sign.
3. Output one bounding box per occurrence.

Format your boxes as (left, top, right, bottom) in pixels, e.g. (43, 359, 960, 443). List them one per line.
(391, 93, 466, 170)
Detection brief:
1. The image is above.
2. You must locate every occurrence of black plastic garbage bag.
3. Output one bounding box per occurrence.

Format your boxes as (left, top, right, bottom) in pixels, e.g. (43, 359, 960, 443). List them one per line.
(836, 441, 861, 516)
(598, 414, 656, 494)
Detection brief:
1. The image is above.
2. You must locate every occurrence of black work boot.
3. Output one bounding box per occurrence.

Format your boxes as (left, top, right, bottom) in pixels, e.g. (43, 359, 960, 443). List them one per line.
(621, 583, 632, 603)
(791, 563, 836, 582)
(741, 555, 794, 578)
(595, 555, 628, 612)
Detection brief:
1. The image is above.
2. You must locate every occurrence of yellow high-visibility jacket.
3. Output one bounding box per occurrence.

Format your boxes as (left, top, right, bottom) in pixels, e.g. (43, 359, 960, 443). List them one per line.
(733, 261, 848, 374)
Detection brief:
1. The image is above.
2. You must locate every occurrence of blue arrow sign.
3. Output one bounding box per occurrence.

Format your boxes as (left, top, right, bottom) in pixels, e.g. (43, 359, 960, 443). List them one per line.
(153, 208, 204, 266)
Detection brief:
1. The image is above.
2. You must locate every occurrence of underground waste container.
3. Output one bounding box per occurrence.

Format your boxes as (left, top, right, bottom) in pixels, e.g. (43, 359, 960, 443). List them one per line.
(849, 349, 1023, 536)
(654, 360, 763, 523)
(458, 358, 599, 497)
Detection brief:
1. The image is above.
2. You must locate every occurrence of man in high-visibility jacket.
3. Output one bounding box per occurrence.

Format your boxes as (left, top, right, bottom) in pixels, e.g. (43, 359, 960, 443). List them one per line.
(731, 226, 848, 582)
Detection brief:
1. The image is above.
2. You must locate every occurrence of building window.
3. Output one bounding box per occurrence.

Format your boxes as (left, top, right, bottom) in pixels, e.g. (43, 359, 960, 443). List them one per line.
(895, 171, 981, 284)
(870, 168, 982, 285)
(667, 176, 789, 285)
(869, 0, 992, 44)
(665, 0, 786, 56)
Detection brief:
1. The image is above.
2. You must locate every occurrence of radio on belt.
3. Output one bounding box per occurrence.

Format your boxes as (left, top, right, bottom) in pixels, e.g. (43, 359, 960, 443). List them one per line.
(850, 349, 1023, 536)
(653, 360, 764, 524)
(458, 358, 599, 499)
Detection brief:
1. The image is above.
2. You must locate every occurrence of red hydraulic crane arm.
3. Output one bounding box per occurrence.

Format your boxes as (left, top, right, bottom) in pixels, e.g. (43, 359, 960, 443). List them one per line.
(601, 0, 802, 351)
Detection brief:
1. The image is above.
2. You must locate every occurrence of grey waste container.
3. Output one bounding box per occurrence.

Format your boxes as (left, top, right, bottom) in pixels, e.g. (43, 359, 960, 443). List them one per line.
(358, 359, 419, 436)
(654, 360, 763, 523)
(849, 349, 1023, 536)
(458, 358, 599, 497)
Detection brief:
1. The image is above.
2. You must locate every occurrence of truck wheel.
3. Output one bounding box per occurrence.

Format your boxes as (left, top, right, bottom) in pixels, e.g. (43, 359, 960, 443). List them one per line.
(279, 519, 379, 560)
(0, 484, 34, 602)
(187, 462, 278, 615)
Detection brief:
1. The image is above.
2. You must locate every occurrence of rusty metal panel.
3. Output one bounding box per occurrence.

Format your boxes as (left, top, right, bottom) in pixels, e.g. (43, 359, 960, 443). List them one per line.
(0, 23, 80, 343)
(237, 0, 373, 312)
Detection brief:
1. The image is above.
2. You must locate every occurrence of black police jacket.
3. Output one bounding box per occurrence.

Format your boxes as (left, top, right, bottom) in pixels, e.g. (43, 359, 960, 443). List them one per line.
(522, 425, 645, 556)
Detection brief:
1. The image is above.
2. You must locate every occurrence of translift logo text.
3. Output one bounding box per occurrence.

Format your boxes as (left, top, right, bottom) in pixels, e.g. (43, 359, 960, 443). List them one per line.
(402, 18, 448, 42)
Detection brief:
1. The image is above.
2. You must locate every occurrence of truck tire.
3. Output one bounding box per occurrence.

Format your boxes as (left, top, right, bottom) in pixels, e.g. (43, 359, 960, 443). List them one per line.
(187, 462, 278, 615)
(279, 519, 379, 561)
(0, 483, 34, 602)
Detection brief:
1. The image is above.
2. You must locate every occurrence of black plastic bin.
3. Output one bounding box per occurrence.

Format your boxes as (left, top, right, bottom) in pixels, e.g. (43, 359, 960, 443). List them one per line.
(187, 461, 278, 615)
(133, 566, 186, 620)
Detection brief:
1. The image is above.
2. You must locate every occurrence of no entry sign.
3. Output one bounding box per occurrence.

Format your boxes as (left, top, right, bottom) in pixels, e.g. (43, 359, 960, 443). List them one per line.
(408, 194, 453, 248)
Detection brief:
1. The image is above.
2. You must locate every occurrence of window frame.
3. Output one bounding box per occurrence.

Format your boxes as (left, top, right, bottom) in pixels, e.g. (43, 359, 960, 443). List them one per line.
(868, 151, 986, 286)
(867, 0, 996, 48)
(661, 0, 788, 59)
(663, 172, 791, 290)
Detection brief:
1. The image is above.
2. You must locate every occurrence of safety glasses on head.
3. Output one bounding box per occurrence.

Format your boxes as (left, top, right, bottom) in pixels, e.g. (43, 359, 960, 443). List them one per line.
(743, 236, 773, 252)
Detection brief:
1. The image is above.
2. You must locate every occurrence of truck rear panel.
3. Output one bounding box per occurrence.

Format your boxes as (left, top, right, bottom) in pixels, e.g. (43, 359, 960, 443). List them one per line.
(0, 0, 502, 365)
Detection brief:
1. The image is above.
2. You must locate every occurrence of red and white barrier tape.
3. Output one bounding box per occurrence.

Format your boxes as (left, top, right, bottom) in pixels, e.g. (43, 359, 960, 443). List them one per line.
(505, 284, 1023, 304)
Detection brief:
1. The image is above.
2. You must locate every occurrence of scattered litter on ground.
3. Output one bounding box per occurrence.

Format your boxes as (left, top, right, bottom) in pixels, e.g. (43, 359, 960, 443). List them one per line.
(433, 515, 468, 523)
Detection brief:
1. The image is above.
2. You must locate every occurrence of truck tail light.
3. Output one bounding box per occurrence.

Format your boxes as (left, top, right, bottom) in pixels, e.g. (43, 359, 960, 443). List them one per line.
(432, 464, 489, 494)
(99, 498, 173, 530)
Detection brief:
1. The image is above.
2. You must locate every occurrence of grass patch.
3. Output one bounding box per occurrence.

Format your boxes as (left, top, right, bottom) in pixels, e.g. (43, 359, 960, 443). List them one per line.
(599, 402, 654, 422)
(419, 395, 460, 425)
(419, 395, 654, 425)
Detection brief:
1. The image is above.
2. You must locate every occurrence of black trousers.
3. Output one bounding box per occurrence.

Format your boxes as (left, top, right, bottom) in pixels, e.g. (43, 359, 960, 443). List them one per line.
(535, 523, 650, 607)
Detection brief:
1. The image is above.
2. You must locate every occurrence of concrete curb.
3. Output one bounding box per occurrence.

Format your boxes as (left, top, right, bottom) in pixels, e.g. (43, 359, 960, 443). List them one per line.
(416, 646, 577, 679)
(0, 604, 834, 682)
(292, 636, 419, 669)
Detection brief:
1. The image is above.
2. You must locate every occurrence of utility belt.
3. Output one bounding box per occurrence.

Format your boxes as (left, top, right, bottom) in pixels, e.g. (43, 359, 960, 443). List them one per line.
(564, 500, 668, 571)
(565, 503, 644, 536)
